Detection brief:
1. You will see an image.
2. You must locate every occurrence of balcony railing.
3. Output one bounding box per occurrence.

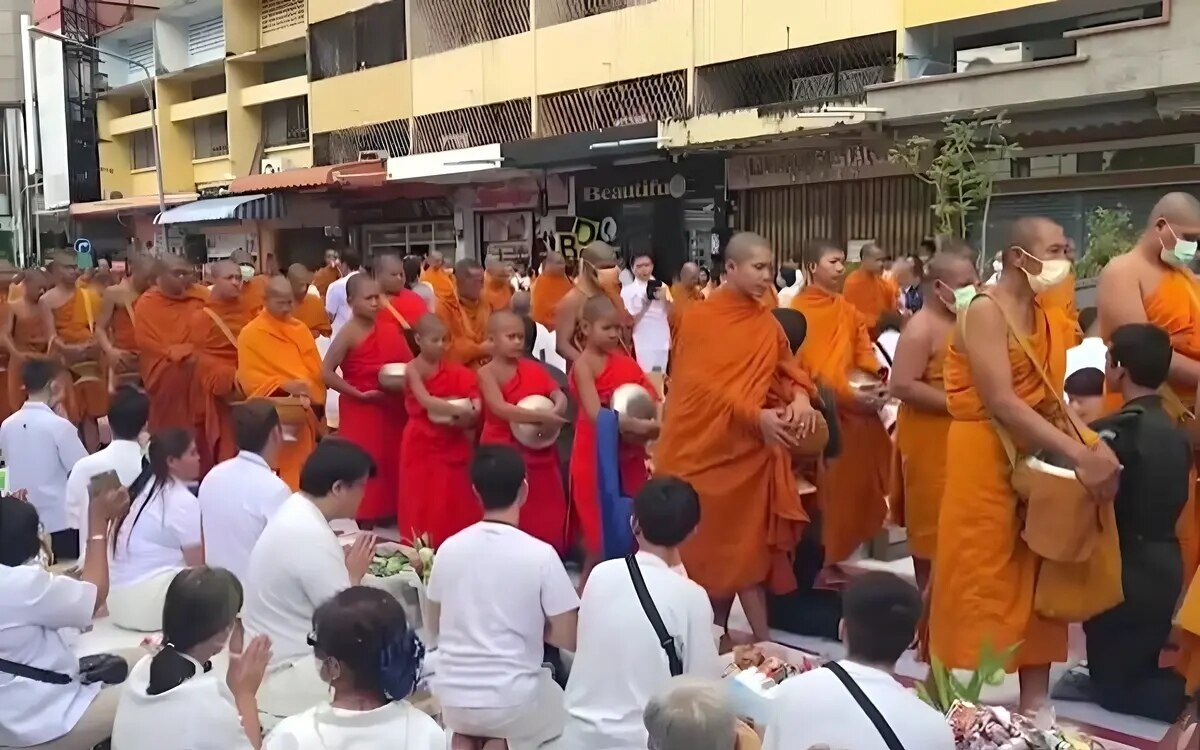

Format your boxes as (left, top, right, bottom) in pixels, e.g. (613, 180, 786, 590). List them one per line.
(313, 118, 411, 165)
(412, 99, 532, 154)
(409, 0, 530, 57)
(534, 0, 655, 29)
(538, 70, 687, 137)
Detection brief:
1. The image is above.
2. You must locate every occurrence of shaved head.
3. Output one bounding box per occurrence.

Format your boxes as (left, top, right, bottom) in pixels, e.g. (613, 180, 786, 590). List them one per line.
(286, 263, 312, 298)
(723, 232, 776, 299)
(209, 259, 242, 300)
(725, 232, 770, 265)
(371, 252, 406, 294)
(286, 263, 310, 282)
(925, 252, 978, 288)
(416, 312, 446, 337)
(1150, 192, 1200, 227)
(580, 241, 617, 266)
(582, 294, 616, 322)
(347, 272, 376, 300)
(157, 253, 192, 297)
(678, 262, 700, 285)
(455, 258, 484, 301)
(488, 309, 523, 335)
(859, 243, 887, 274)
(426, 249, 445, 270)
(543, 251, 566, 275)
(264, 275, 294, 318)
(511, 290, 531, 317)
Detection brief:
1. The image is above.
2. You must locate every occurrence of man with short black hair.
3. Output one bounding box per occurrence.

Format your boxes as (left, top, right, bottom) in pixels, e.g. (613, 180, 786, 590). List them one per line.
(66, 386, 149, 562)
(1, 359, 88, 561)
(197, 398, 291, 582)
(564, 477, 722, 750)
(325, 248, 363, 337)
(620, 252, 671, 372)
(763, 572, 954, 750)
(242, 437, 378, 720)
(431, 444, 579, 749)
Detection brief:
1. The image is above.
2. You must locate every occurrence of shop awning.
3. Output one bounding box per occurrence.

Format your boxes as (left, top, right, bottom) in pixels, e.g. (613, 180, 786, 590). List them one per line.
(69, 193, 199, 218)
(226, 159, 387, 195)
(154, 193, 284, 225)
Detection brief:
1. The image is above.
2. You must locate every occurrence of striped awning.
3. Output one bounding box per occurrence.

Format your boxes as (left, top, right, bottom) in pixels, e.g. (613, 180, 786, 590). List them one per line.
(154, 193, 285, 225)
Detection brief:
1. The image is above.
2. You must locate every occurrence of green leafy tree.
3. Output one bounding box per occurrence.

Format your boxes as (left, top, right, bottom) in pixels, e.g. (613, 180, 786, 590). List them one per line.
(889, 111, 1021, 246)
(1076, 206, 1138, 279)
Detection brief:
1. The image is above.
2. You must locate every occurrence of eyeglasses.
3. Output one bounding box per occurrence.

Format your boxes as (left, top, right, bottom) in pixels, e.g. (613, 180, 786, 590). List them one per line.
(306, 632, 318, 648)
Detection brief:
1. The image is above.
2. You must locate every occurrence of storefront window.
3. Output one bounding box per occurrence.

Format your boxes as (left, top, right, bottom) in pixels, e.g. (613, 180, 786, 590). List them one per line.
(363, 221, 456, 259)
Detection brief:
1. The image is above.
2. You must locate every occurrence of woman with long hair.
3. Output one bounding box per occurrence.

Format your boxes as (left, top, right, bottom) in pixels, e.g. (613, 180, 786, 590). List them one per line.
(113, 566, 271, 749)
(106, 428, 203, 631)
(265, 587, 444, 749)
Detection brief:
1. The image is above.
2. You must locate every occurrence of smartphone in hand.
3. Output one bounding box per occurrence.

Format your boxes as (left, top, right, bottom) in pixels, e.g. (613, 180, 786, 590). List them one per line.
(87, 469, 122, 502)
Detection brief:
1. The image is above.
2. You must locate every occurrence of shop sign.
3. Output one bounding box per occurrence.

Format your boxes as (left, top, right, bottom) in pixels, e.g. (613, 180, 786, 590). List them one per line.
(580, 174, 688, 203)
(727, 145, 909, 190)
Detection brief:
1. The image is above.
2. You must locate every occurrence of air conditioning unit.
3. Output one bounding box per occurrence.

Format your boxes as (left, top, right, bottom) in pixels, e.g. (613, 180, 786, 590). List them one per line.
(261, 157, 289, 174)
(956, 42, 1033, 73)
(357, 149, 388, 161)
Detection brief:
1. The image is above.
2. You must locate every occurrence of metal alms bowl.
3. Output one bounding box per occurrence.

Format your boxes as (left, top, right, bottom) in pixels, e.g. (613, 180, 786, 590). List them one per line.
(611, 383, 657, 421)
(429, 397, 473, 425)
(511, 394, 560, 450)
(378, 362, 408, 391)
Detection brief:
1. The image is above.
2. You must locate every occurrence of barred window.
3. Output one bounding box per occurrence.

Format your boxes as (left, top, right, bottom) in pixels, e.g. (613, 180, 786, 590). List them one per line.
(263, 96, 310, 148)
(130, 130, 156, 170)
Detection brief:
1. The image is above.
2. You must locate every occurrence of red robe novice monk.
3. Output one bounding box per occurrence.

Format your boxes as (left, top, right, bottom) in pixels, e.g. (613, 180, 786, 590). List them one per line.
(323, 274, 413, 528)
(401, 314, 481, 545)
(569, 295, 659, 574)
(478, 311, 570, 554)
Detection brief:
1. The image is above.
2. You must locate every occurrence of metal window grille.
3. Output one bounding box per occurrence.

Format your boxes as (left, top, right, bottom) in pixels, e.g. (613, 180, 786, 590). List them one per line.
(694, 33, 895, 116)
(312, 118, 411, 165)
(534, 0, 654, 29)
(411, 98, 531, 154)
(261, 0, 306, 34)
(409, 0, 530, 58)
(125, 39, 153, 74)
(193, 115, 229, 159)
(538, 71, 686, 137)
(130, 129, 156, 169)
(263, 96, 310, 147)
(186, 16, 224, 56)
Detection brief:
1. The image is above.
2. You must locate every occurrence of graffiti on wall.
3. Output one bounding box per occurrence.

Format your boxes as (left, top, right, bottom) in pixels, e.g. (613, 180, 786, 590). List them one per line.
(536, 213, 618, 261)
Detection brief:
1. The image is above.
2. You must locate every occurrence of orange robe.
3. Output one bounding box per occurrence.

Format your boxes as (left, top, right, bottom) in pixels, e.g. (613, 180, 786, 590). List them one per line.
(190, 296, 252, 472)
(134, 287, 207, 433)
(293, 294, 332, 338)
(236, 311, 325, 490)
(888, 330, 952, 560)
(482, 273, 513, 313)
(52, 287, 107, 422)
(842, 269, 898, 332)
(106, 289, 142, 392)
(313, 266, 340, 299)
(761, 285, 779, 308)
(0, 299, 12, 423)
(530, 274, 573, 331)
(929, 300, 1073, 671)
(1037, 271, 1079, 333)
(420, 267, 457, 312)
(657, 286, 815, 595)
(790, 286, 890, 564)
(242, 275, 268, 316)
(7, 302, 51, 412)
(438, 295, 490, 368)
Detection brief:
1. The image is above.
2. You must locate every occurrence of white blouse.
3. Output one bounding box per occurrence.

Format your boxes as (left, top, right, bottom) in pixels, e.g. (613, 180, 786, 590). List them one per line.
(265, 700, 446, 750)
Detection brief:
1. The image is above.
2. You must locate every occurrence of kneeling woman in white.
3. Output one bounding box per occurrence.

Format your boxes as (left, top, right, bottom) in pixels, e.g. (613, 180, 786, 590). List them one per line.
(112, 566, 272, 750)
(107, 429, 204, 631)
(265, 586, 444, 750)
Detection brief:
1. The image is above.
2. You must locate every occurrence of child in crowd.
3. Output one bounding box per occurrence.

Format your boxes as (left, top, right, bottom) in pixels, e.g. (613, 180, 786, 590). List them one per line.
(569, 296, 660, 574)
(478, 311, 570, 555)
(430, 445, 579, 750)
(401, 314, 481, 546)
(1064, 366, 1106, 425)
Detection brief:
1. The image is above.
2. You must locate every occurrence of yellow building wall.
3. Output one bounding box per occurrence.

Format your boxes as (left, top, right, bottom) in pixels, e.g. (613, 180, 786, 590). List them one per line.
(903, 0, 1056, 28)
(242, 76, 308, 107)
(130, 170, 161, 197)
(153, 79, 199, 193)
(222, 0, 260, 55)
(109, 110, 154, 136)
(193, 157, 235, 185)
(411, 34, 534, 116)
(263, 143, 313, 169)
(97, 99, 132, 200)
(310, 63, 413, 133)
(169, 93, 229, 123)
(226, 60, 265, 180)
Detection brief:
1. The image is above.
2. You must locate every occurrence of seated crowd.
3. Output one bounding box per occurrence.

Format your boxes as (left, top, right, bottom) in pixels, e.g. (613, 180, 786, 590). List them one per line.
(0, 357, 948, 750)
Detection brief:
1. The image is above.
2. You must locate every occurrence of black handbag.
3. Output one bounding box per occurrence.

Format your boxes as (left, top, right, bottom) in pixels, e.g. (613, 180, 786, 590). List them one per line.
(0, 653, 128, 686)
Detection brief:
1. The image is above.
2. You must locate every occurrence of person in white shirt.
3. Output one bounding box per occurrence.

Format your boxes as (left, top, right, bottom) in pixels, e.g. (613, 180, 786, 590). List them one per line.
(429, 445, 580, 749)
(620, 253, 672, 373)
(199, 400, 290, 582)
(67, 386, 149, 564)
(107, 428, 204, 632)
(404, 255, 436, 312)
(0, 359, 89, 561)
(113, 566, 271, 750)
(564, 477, 723, 750)
(325, 249, 363, 338)
(265, 586, 444, 750)
(763, 572, 955, 750)
(618, 258, 635, 288)
(0, 483, 130, 748)
(776, 265, 804, 309)
(242, 437, 379, 721)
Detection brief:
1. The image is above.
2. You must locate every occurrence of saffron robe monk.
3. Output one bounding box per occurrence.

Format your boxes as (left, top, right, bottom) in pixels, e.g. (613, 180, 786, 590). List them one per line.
(0, 261, 21, 421)
(481, 260, 514, 313)
(419, 249, 457, 312)
(237, 276, 326, 490)
(41, 251, 106, 450)
(1095, 192, 1200, 694)
(401, 314, 481, 545)
(842, 243, 898, 333)
(323, 274, 412, 527)
(669, 262, 705, 315)
(790, 241, 891, 565)
(231, 249, 267, 315)
(479, 311, 571, 553)
(133, 256, 208, 432)
(96, 254, 155, 394)
(656, 232, 820, 643)
(437, 258, 491, 368)
(530, 251, 572, 331)
(569, 295, 659, 576)
(313, 249, 342, 300)
(555, 241, 635, 365)
(931, 216, 1120, 711)
(1, 270, 51, 412)
(286, 263, 332, 338)
(887, 253, 979, 594)
(189, 260, 250, 471)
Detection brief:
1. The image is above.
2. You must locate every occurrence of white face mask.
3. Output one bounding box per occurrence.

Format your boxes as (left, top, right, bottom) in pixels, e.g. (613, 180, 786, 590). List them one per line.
(1017, 248, 1071, 293)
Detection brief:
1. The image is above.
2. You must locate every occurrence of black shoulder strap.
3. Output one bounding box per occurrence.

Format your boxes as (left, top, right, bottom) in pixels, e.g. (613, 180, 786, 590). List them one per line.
(0, 656, 72, 684)
(625, 555, 683, 677)
(823, 662, 906, 750)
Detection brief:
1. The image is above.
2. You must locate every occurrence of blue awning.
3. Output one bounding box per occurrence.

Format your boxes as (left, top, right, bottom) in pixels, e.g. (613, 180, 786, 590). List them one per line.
(154, 193, 285, 225)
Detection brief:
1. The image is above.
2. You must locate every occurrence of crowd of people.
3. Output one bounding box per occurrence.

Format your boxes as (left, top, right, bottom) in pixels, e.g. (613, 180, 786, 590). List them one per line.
(5, 193, 1200, 749)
